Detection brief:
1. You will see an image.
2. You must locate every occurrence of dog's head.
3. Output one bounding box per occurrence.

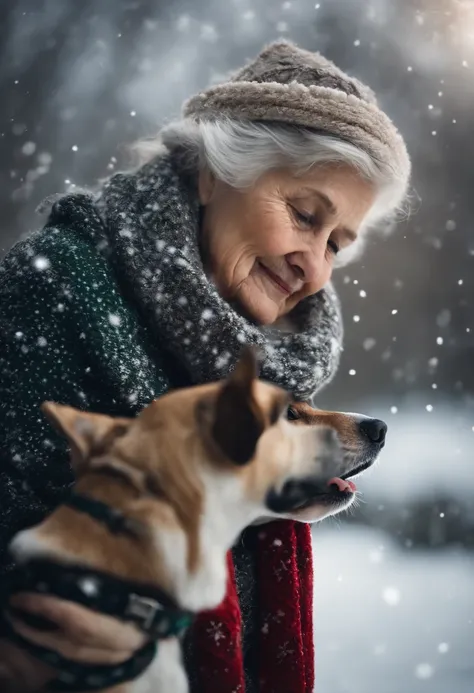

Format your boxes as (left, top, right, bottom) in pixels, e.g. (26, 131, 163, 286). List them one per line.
(12, 349, 385, 578)
(37, 350, 347, 536)
(276, 401, 387, 521)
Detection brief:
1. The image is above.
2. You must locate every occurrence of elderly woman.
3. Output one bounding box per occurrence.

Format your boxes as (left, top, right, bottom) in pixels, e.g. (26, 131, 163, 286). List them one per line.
(0, 42, 409, 692)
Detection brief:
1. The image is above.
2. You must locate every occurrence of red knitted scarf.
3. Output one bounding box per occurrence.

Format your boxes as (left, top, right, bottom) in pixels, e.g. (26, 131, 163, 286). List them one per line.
(191, 521, 314, 693)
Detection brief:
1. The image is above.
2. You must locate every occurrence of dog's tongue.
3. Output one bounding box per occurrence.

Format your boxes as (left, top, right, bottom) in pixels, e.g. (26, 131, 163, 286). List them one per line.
(328, 477, 357, 493)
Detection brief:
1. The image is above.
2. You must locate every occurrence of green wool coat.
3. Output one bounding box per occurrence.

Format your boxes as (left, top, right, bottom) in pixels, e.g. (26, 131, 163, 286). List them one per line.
(0, 195, 268, 693)
(0, 217, 184, 557)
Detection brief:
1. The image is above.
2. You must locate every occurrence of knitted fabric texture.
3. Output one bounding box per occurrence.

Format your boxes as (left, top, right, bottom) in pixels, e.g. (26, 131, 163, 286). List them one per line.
(94, 153, 343, 402)
(183, 40, 411, 191)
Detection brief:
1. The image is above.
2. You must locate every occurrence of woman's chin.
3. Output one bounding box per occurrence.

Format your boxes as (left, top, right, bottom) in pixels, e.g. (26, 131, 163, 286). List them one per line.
(236, 293, 284, 326)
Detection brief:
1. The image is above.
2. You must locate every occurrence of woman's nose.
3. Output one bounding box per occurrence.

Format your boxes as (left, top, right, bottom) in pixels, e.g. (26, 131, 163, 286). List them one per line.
(286, 247, 329, 289)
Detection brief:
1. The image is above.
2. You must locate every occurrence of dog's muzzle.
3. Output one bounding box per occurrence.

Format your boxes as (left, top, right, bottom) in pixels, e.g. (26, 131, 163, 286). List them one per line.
(1, 492, 193, 692)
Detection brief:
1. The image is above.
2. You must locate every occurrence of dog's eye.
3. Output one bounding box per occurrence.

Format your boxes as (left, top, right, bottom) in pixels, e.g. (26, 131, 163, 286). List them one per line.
(286, 406, 300, 421)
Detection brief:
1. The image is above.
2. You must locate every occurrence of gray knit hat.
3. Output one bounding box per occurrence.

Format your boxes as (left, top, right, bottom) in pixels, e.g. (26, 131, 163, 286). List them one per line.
(183, 40, 410, 189)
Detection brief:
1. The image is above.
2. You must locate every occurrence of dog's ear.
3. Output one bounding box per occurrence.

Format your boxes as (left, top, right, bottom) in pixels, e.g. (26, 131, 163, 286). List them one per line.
(41, 402, 132, 474)
(208, 347, 266, 466)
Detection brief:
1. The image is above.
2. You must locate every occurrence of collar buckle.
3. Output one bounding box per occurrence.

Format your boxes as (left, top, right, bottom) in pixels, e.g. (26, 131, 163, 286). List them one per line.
(125, 593, 162, 631)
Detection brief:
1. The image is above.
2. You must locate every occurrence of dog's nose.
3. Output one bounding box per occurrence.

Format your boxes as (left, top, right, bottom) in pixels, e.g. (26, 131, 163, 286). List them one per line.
(359, 418, 387, 445)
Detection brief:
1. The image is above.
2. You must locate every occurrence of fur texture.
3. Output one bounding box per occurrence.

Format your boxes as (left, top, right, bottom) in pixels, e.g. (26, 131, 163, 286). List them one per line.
(183, 40, 411, 188)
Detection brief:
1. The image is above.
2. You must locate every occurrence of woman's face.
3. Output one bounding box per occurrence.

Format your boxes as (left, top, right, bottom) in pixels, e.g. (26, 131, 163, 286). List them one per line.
(199, 164, 376, 325)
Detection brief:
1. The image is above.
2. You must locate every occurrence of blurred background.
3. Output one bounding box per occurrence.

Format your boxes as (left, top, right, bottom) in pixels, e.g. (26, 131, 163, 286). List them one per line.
(0, 0, 473, 690)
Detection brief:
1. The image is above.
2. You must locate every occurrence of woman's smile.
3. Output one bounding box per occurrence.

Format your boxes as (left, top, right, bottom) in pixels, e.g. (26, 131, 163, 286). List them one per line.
(199, 164, 375, 325)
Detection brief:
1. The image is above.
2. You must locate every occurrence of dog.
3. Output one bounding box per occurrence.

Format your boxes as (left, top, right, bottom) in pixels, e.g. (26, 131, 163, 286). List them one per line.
(0, 349, 386, 693)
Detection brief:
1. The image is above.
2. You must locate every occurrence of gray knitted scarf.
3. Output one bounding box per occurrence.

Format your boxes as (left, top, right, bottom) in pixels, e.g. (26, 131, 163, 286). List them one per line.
(94, 151, 343, 400)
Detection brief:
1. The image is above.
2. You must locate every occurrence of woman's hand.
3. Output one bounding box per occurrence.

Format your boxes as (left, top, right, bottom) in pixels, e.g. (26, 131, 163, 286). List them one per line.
(0, 592, 146, 691)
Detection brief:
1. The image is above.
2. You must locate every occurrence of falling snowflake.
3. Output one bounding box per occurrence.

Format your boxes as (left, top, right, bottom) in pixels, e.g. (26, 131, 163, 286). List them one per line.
(108, 314, 121, 327)
(382, 586, 400, 606)
(21, 141, 36, 156)
(373, 643, 387, 656)
(363, 337, 376, 351)
(415, 663, 434, 679)
(33, 256, 50, 271)
(437, 642, 449, 654)
(78, 577, 99, 597)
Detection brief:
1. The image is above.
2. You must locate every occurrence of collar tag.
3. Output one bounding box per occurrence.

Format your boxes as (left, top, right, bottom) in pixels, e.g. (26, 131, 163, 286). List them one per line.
(125, 593, 162, 631)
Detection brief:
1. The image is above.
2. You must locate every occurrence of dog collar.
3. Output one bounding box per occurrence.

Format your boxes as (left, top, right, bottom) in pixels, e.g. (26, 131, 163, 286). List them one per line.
(64, 491, 144, 537)
(2, 489, 194, 691)
(0, 614, 157, 692)
(3, 558, 193, 691)
(7, 558, 193, 639)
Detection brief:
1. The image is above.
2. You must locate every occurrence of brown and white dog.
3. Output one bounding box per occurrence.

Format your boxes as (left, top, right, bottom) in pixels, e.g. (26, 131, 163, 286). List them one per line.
(0, 350, 386, 693)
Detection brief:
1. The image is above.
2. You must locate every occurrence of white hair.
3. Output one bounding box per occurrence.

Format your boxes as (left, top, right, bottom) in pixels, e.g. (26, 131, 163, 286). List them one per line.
(132, 118, 409, 266)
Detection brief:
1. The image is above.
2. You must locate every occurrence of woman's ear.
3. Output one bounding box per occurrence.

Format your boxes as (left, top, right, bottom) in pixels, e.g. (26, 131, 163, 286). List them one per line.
(198, 168, 216, 205)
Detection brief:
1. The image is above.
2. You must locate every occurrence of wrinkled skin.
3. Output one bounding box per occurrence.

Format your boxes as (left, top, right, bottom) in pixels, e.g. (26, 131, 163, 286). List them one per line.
(199, 164, 374, 324)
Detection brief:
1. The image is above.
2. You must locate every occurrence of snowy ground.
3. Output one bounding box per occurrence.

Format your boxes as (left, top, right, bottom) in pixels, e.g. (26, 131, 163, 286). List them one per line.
(312, 526, 474, 693)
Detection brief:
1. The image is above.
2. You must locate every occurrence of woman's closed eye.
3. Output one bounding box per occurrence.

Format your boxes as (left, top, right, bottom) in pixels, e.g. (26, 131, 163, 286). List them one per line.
(289, 205, 340, 255)
(290, 205, 319, 230)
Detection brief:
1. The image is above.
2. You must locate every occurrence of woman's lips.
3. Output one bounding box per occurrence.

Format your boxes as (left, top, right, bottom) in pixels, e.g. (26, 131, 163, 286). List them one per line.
(258, 262, 293, 295)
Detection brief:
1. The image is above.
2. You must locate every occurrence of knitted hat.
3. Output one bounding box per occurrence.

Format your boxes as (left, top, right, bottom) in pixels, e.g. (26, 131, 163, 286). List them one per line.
(183, 40, 411, 189)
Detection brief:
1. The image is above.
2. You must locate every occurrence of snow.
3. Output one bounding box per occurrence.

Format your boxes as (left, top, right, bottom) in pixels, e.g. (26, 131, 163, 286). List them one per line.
(32, 256, 50, 271)
(108, 313, 121, 327)
(363, 337, 376, 350)
(352, 402, 474, 502)
(313, 526, 474, 693)
(415, 663, 434, 680)
(382, 586, 401, 606)
(78, 577, 99, 597)
(21, 141, 36, 156)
